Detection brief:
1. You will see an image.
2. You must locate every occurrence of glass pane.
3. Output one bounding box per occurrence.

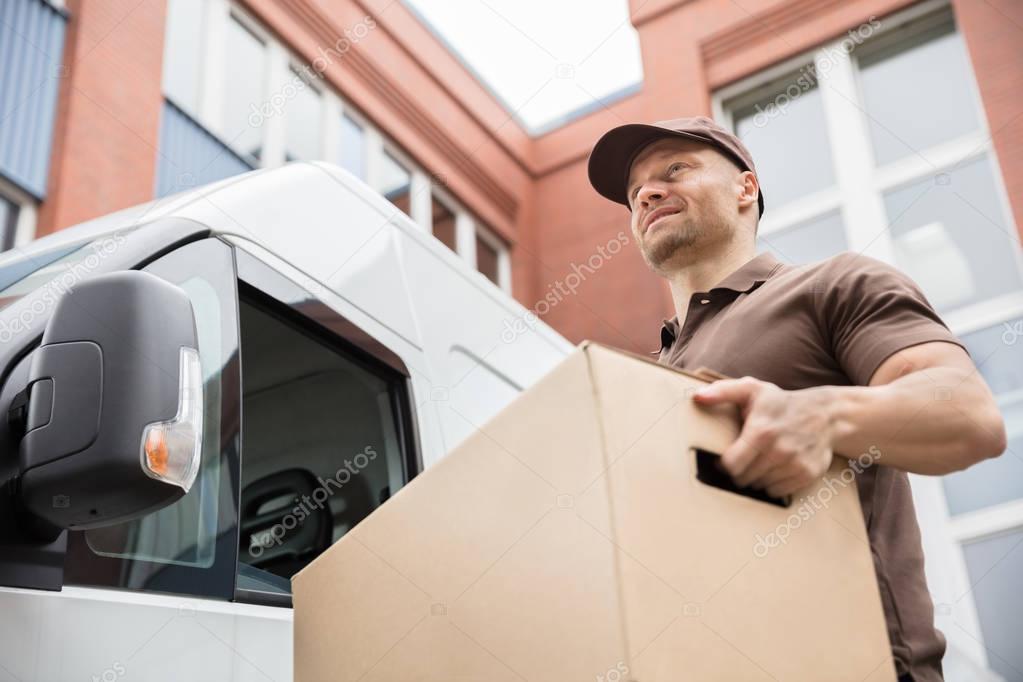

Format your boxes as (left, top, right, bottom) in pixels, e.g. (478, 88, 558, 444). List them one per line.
(0, 194, 17, 251)
(237, 299, 409, 593)
(162, 0, 204, 114)
(62, 239, 239, 597)
(858, 21, 981, 167)
(476, 233, 500, 285)
(223, 16, 267, 162)
(64, 239, 239, 599)
(943, 322, 1023, 515)
(884, 155, 1022, 312)
(957, 322, 1023, 398)
(84, 274, 225, 566)
(284, 67, 323, 162)
(431, 196, 456, 252)
(732, 68, 836, 207)
(961, 530, 1023, 682)
(379, 151, 411, 215)
(339, 114, 366, 180)
(83, 245, 231, 567)
(943, 400, 1023, 515)
(757, 211, 847, 265)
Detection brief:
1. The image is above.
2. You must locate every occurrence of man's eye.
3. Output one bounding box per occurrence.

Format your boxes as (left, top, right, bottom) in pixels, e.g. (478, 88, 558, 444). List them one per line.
(669, 163, 684, 174)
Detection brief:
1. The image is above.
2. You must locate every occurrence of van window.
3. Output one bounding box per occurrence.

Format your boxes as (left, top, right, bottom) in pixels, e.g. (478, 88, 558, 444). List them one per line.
(235, 297, 414, 598)
(0, 232, 134, 310)
(63, 238, 241, 599)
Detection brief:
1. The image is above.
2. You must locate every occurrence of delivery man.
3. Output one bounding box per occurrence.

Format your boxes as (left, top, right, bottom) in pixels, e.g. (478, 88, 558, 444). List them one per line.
(587, 116, 1007, 682)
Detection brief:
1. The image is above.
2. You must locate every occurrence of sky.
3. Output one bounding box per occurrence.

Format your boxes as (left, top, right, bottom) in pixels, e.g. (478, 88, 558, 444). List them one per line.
(400, 0, 644, 135)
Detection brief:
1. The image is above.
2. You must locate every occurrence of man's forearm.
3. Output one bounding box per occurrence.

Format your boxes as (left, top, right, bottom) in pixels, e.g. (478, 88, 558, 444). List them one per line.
(813, 369, 1006, 475)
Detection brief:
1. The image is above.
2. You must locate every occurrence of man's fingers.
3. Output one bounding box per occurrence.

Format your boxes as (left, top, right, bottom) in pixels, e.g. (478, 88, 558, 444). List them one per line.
(720, 431, 763, 479)
(747, 460, 796, 491)
(766, 474, 808, 499)
(693, 377, 759, 407)
(735, 452, 785, 489)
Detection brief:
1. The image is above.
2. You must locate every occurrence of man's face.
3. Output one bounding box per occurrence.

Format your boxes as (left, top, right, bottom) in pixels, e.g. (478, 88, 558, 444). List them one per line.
(626, 137, 753, 273)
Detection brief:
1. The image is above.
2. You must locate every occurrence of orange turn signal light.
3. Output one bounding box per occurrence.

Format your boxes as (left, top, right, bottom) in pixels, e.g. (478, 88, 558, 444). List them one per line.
(144, 429, 169, 476)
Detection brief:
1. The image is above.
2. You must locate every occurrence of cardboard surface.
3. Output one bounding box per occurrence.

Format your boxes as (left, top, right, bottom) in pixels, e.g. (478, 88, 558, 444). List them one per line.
(293, 343, 896, 681)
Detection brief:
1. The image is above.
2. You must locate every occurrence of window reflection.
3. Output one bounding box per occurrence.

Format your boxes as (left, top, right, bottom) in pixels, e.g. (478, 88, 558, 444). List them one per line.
(884, 155, 1022, 312)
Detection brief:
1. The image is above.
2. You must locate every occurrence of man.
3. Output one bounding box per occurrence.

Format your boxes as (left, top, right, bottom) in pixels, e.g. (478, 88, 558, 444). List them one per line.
(587, 116, 1006, 682)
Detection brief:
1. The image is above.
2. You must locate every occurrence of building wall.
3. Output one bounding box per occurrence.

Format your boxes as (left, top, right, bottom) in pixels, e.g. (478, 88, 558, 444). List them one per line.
(27, 0, 1022, 355)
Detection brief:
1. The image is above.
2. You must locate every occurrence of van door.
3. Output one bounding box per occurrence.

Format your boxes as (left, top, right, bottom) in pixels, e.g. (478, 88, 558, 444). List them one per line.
(1, 237, 421, 681)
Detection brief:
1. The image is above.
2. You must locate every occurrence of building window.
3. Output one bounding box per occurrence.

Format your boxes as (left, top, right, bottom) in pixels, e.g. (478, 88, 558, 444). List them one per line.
(283, 66, 324, 162)
(718, 9, 1020, 316)
(884, 156, 1021, 313)
(378, 150, 411, 215)
(162, 0, 205, 115)
(731, 66, 836, 209)
(758, 210, 846, 266)
(717, 6, 1023, 677)
(858, 20, 981, 167)
(475, 232, 500, 285)
(156, 0, 512, 297)
(430, 195, 457, 252)
(473, 222, 509, 291)
(223, 15, 268, 162)
(338, 114, 366, 180)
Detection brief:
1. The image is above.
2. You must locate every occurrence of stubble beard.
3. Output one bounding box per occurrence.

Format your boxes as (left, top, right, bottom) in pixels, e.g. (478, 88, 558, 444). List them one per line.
(641, 217, 705, 271)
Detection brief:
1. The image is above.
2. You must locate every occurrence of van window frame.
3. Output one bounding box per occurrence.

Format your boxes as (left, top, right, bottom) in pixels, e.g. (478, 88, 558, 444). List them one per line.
(232, 247, 422, 607)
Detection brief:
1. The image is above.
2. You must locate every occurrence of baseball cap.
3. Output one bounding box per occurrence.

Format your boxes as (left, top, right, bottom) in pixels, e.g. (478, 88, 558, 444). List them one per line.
(587, 115, 765, 218)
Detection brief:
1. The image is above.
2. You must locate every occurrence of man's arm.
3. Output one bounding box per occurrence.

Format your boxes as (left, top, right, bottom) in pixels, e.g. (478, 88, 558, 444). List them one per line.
(692, 341, 1007, 498)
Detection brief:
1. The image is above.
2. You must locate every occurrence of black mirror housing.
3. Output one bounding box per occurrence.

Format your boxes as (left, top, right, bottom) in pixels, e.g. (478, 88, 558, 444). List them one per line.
(17, 270, 201, 530)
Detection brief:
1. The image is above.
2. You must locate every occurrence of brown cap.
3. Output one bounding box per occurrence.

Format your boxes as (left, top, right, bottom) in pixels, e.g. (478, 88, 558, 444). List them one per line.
(587, 115, 765, 218)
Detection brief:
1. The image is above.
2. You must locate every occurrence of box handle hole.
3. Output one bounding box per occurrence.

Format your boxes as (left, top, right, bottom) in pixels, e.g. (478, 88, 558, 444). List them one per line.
(694, 448, 790, 508)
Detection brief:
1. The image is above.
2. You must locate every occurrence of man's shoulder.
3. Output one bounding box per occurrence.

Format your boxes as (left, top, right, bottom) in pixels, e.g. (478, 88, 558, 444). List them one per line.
(788, 251, 905, 285)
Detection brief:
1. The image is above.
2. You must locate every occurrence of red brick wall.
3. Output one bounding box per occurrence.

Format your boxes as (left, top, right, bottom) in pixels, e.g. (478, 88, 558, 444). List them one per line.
(37, 0, 167, 236)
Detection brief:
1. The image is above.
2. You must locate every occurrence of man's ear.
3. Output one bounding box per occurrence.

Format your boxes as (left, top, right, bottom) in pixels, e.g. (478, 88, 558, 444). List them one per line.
(737, 170, 759, 211)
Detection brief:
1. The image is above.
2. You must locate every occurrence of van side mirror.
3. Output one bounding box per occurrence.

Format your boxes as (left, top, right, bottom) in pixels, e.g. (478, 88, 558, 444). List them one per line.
(13, 270, 202, 536)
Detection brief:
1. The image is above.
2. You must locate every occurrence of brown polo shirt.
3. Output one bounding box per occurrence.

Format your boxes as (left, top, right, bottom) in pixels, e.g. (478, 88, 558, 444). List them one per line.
(657, 251, 965, 682)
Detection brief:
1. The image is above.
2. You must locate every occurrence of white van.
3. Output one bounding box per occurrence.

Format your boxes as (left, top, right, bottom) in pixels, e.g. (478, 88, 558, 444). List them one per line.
(0, 162, 572, 681)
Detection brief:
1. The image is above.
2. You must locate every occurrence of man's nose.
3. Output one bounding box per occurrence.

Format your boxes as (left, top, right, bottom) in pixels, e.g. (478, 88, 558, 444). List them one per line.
(637, 183, 667, 206)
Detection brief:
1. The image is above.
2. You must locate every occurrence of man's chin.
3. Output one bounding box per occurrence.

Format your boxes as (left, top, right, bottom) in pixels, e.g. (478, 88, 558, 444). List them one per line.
(642, 232, 698, 271)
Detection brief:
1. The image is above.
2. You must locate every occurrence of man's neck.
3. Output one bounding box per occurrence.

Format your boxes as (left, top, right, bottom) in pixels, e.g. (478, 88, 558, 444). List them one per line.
(665, 244, 757, 329)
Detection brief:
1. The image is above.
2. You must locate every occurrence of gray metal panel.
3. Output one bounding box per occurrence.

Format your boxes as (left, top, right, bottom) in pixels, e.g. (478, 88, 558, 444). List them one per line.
(0, 0, 67, 199)
(154, 99, 254, 198)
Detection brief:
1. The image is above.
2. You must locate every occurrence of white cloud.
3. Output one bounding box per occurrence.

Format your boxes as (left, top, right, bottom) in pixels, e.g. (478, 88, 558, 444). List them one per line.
(401, 0, 643, 133)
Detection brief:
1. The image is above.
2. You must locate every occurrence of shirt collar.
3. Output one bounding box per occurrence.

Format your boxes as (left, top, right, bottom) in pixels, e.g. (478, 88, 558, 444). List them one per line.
(710, 251, 784, 293)
(656, 252, 784, 351)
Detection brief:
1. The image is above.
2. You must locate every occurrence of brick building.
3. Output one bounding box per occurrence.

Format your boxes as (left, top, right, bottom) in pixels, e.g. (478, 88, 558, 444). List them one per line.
(2, 0, 1022, 678)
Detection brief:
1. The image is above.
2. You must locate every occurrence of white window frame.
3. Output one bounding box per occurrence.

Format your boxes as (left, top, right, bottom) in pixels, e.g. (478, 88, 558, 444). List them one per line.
(713, 0, 1023, 672)
(0, 175, 38, 250)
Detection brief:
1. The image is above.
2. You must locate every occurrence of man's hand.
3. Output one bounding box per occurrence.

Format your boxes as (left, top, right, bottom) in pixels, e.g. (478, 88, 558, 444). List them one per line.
(692, 378, 834, 498)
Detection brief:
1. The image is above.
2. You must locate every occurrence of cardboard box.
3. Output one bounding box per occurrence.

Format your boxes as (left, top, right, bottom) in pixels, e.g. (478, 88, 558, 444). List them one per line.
(293, 343, 895, 681)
